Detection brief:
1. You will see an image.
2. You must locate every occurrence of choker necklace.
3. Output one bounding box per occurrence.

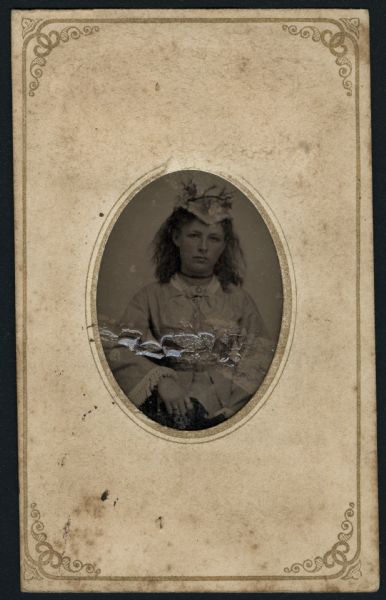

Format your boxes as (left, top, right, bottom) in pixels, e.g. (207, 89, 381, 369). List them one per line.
(180, 271, 213, 280)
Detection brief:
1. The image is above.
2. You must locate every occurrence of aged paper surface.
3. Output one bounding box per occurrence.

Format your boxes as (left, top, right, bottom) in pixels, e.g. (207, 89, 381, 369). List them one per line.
(12, 8, 378, 592)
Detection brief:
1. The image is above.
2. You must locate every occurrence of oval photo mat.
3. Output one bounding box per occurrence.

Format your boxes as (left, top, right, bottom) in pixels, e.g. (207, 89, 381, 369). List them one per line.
(89, 168, 295, 442)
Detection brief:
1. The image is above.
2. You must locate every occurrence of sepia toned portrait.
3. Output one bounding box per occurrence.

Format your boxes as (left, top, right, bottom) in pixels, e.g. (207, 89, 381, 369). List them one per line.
(13, 8, 378, 592)
(97, 170, 283, 431)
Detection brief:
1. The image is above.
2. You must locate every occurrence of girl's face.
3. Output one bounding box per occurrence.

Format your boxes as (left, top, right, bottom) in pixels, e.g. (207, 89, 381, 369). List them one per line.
(173, 218, 226, 277)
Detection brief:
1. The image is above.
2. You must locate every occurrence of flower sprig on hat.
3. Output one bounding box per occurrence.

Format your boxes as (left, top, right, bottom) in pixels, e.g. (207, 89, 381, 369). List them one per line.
(175, 180, 233, 224)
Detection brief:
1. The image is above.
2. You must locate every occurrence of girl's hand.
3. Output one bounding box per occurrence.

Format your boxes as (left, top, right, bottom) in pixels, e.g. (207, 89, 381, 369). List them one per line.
(157, 378, 193, 416)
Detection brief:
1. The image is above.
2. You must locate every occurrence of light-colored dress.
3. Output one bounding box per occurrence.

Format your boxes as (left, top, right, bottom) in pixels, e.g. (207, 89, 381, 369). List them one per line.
(100, 274, 274, 420)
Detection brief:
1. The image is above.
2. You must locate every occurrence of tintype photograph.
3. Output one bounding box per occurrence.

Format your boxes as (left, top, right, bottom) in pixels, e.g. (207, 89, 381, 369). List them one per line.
(97, 171, 283, 431)
(12, 8, 378, 593)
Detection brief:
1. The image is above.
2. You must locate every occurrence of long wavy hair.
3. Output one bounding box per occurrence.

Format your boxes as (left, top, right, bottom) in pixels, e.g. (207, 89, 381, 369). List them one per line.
(151, 208, 245, 290)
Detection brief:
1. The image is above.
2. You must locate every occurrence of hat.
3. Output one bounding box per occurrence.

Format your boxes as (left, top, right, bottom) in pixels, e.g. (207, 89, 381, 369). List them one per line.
(174, 181, 233, 225)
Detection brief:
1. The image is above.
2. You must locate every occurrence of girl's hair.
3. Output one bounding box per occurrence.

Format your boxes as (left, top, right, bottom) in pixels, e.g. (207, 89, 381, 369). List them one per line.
(151, 208, 245, 290)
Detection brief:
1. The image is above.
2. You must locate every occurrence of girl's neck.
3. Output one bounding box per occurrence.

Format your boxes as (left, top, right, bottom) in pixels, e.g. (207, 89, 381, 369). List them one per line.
(178, 271, 214, 287)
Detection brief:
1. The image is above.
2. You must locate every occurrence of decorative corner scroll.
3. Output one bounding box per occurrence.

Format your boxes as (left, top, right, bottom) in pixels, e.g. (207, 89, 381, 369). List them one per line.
(282, 18, 360, 97)
(339, 18, 360, 39)
(284, 502, 362, 579)
(26, 24, 100, 97)
(24, 556, 43, 581)
(22, 17, 43, 39)
(29, 503, 101, 578)
(342, 560, 362, 580)
(284, 502, 360, 580)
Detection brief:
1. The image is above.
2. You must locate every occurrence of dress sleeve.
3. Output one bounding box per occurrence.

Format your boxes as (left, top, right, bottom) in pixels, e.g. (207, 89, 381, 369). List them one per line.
(99, 286, 177, 407)
(222, 291, 276, 413)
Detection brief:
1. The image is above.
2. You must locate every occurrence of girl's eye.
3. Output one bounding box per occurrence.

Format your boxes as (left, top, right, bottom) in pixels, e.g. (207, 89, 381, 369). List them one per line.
(209, 236, 221, 242)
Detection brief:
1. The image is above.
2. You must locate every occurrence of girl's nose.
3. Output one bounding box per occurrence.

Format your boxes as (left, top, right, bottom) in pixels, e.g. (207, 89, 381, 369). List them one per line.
(198, 237, 208, 251)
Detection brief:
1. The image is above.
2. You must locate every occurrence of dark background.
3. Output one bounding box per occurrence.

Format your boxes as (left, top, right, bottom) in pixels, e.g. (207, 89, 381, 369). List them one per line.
(1, 1, 385, 599)
(97, 170, 283, 341)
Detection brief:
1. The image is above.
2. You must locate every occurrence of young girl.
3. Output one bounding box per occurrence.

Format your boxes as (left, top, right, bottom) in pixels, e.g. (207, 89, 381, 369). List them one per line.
(100, 181, 274, 430)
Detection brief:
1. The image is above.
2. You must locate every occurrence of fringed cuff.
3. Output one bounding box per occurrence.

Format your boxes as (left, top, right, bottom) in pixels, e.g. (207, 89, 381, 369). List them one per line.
(129, 367, 177, 407)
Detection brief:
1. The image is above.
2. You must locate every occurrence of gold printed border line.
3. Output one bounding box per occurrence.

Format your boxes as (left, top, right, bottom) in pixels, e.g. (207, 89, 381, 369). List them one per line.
(24, 16, 359, 98)
(21, 16, 362, 583)
(26, 503, 101, 580)
(22, 17, 43, 38)
(282, 18, 360, 96)
(342, 560, 362, 581)
(284, 503, 361, 580)
(24, 556, 43, 581)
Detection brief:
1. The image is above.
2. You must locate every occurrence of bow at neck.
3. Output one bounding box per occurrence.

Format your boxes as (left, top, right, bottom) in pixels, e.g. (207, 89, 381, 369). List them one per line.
(170, 274, 220, 299)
